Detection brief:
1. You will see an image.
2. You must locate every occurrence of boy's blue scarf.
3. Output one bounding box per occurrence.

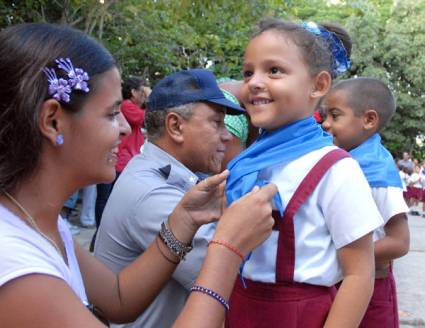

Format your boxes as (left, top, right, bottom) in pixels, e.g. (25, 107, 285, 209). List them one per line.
(226, 116, 333, 215)
(349, 133, 402, 188)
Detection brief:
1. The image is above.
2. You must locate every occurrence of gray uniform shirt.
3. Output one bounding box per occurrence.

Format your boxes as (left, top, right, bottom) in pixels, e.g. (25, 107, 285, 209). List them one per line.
(94, 142, 216, 328)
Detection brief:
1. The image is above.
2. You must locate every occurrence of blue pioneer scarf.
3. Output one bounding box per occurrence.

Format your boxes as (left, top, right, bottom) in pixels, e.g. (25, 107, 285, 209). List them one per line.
(349, 133, 402, 188)
(226, 116, 333, 215)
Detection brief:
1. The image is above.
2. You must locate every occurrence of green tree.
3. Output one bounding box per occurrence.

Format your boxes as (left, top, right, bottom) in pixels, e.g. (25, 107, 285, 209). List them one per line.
(1, 0, 423, 152)
(382, 0, 425, 154)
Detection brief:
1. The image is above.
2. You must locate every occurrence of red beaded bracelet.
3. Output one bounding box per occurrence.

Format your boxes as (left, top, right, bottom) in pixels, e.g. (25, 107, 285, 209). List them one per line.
(208, 240, 244, 261)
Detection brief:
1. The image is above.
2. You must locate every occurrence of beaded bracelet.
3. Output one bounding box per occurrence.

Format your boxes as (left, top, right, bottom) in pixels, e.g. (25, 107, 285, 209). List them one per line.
(190, 285, 229, 311)
(208, 240, 244, 261)
(159, 222, 193, 261)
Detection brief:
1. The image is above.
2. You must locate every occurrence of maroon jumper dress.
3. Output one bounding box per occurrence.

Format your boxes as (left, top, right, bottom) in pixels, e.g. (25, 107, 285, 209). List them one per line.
(226, 149, 350, 328)
(359, 266, 399, 328)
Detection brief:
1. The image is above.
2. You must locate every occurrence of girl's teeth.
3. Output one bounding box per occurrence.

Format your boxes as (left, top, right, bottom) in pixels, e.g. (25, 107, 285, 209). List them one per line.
(253, 99, 270, 105)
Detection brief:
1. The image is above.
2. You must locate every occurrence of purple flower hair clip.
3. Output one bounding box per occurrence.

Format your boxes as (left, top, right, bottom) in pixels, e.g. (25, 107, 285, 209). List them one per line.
(43, 57, 90, 103)
(42, 67, 72, 103)
(56, 58, 89, 92)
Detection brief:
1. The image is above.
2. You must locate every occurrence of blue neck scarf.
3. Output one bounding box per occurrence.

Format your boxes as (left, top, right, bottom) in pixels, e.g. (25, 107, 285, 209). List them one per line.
(349, 133, 402, 188)
(226, 116, 333, 214)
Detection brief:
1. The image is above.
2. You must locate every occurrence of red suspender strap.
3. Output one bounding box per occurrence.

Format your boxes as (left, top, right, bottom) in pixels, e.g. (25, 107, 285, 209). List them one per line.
(275, 148, 351, 283)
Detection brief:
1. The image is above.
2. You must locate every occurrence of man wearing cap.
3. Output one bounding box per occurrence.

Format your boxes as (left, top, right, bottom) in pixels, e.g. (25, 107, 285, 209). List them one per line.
(94, 69, 244, 328)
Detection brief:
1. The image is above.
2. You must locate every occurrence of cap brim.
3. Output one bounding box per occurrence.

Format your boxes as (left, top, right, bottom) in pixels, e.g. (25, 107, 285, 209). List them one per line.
(207, 97, 245, 115)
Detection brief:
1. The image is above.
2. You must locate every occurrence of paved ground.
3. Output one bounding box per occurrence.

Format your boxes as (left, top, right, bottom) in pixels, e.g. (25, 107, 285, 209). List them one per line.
(74, 212, 425, 327)
(74, 225, 96, 250)
(396, 213, 425, 327)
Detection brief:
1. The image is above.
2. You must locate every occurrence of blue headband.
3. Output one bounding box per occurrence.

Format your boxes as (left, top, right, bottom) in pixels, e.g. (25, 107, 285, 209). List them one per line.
(301, 22, 351, 77)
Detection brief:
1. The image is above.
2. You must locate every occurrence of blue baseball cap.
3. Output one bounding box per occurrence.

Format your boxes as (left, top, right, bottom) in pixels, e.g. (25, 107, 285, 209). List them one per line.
(147, 69, 245, 115)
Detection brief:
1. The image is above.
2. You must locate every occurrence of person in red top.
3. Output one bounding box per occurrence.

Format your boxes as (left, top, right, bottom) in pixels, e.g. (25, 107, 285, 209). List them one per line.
(115, 77, 151, 172)
(92, 77, 151, 251)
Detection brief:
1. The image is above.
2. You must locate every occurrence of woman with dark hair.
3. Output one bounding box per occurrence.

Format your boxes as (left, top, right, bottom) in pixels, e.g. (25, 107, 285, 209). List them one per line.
(0, 23, 277, 327)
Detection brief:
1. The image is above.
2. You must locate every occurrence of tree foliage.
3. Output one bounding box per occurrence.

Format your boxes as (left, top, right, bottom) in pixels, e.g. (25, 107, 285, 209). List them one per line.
(0, 0, 424, 154)
(381, 0, 425, 154)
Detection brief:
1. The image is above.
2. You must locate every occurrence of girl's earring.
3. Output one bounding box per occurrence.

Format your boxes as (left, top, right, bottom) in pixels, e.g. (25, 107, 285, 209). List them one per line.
(56, 134, 64, 145)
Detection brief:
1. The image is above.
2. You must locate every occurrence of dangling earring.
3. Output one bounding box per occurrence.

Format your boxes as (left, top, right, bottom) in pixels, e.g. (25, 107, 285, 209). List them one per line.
(56, 134, 64, 145)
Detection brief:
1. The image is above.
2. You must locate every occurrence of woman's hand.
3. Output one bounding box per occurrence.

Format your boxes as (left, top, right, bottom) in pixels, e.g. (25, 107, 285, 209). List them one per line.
(168, 170, 229, 243)
(172, 183, 278, 328)
(213, 183, 277, 256)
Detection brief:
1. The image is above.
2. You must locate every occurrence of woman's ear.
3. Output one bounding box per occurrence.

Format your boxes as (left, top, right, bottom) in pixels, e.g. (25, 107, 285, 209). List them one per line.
(165, 112, 185, 144)
(38, 99, 66, 146)
(311, 71, 332, 100)
(362, 109, 379, 131)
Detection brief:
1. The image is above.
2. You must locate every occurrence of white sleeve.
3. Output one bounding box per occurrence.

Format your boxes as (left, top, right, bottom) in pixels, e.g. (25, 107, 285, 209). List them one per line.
(0, 234, 66, 287)
(319, 158, 384, 249)
(371, 187, 409, 224)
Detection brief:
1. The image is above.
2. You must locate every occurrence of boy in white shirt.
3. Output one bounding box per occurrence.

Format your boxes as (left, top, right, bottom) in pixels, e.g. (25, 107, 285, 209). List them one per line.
(322, 77, 410, 327)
